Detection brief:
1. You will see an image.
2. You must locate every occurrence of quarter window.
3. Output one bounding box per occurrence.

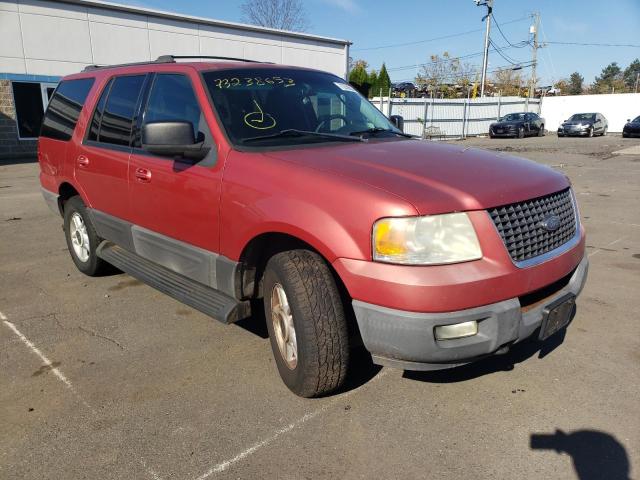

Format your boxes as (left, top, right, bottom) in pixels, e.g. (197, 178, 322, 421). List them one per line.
(97, 75, 145, 147)
(40, 78, 95, 141)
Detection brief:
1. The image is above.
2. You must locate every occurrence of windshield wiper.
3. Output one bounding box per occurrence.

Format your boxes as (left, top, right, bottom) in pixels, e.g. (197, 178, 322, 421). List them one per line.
(242, 129, 366, 144)
(349, 127, 414, 138)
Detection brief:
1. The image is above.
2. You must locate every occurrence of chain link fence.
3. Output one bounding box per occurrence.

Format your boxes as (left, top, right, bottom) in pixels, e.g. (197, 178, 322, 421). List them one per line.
(372, 96, 542, 139)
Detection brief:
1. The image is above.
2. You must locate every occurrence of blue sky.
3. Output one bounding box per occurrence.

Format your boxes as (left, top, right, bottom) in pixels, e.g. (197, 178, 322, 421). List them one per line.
(135, 0, 639, 85)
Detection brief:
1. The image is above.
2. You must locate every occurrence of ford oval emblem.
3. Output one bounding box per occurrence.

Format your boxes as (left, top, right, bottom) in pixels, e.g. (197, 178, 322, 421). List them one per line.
(540, 214, 561, 232)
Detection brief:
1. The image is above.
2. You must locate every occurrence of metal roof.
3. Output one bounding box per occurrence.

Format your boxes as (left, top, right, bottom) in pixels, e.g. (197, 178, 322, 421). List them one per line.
(58, 0, 351, 46)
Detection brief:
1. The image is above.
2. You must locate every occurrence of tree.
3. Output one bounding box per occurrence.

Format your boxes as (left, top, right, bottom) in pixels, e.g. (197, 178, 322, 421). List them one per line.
(593, 62, 625, 93)
(623, 58, 640, 91)
(491, 67, 524, 96)
(348, 60, 368, 86)
(240, 0, 309, 31)
(367, 70, 378, 98)
(377, 63, 391, 96)
(568, 72, 584, 95)
(415, 52, 473, 98)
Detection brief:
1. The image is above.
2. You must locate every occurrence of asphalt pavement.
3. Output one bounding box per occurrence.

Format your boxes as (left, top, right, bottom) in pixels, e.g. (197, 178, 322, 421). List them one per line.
(1, 134, 638, 479)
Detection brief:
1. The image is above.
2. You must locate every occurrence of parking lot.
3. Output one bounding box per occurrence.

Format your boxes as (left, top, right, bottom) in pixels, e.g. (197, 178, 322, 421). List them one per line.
(1, 134, 639, 479)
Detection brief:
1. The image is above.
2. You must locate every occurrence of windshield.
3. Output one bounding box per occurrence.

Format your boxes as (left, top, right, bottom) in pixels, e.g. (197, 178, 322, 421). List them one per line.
(633, 116, 640, 123)
(203, 68, 399, 146)
(501, 113, 526, 121)
(569, 113, 595, 122)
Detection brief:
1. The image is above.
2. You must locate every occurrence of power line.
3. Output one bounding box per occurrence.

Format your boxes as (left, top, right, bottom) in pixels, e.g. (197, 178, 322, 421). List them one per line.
(491, 13, 530, 49)
(489, 38, 521, 65)
(393, 61, 534, 84)
(387, 43, 528, 72)
(546, 41, 640, 48)
(352, 15, 529, 52)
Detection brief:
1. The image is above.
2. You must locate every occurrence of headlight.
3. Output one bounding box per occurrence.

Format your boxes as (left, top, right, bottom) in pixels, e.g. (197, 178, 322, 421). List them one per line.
(372, 213, 482, 265)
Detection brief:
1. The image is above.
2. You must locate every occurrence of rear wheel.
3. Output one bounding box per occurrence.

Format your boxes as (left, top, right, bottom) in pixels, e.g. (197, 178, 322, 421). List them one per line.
(517, 127, 524, 139)
(538, 124, 545, 137)
(601, 127, 607, 137)
(263, 250, 349, 397)
(63, 196, 110, 276)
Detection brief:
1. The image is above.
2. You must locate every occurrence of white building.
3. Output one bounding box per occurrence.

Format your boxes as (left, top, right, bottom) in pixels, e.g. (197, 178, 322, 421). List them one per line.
(0, 0, 350, 158)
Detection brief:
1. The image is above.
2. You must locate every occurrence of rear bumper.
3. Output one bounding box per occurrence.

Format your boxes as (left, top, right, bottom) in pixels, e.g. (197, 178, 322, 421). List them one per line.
(352, 255, 588, 371)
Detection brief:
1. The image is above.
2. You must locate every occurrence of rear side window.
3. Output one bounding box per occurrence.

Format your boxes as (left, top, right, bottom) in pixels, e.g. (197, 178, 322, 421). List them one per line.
(87, 78, 113, 142)
(93, 75, 145, 147)
(40, 78, 95, 141)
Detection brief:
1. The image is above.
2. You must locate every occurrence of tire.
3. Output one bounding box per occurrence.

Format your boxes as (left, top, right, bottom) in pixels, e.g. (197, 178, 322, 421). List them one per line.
(517, 127, 524, 139)
(588, 127, 594, 138)
(63, 196, 110, 276)
(538, 125, 545, 137)
(558, 133, 564, 138)
(601, 127, 607, 137)
(263, 250, 349, 397)
(622, 132, 628, 138)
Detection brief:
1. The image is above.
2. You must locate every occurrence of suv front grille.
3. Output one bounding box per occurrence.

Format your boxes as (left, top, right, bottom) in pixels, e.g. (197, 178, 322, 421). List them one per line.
(488, 188, 577, 263)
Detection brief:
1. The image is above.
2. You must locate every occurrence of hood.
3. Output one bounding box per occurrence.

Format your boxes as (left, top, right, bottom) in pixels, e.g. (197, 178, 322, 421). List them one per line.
(263, 139, 569, 215)
(563, 121, 592, 126)
(492, 120, 524, 126)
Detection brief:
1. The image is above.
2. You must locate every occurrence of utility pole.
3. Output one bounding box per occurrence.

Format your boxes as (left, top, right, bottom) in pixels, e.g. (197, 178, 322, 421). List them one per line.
(635, 72, 639, 93)
(476, 0, 493, 97)
(528, 12, 540, 98)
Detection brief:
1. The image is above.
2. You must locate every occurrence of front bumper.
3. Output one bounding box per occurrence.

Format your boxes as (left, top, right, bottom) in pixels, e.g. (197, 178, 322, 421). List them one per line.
(558, 127, 589, 136)
(352, 255, 588, 371)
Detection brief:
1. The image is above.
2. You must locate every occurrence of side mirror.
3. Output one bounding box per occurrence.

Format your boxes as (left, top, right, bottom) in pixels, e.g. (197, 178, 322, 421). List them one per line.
(142, 121, 210, 161)
(389, 115, 404, 132)
(628, 119, 631, 122)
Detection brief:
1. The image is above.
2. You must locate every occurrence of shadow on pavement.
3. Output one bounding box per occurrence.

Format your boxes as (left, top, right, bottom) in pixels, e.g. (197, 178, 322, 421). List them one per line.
(402, 327, 567, 384)
(0, 156, 37, 166)
(530, 429, 631, 480)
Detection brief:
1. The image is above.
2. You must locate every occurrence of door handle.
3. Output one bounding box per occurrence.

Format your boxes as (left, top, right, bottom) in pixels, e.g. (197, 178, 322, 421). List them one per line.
(76, 155, 89, 168)
(135, 167, 152, 183)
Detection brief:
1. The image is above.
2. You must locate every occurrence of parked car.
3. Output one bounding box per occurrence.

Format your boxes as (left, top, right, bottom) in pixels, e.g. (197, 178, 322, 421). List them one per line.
(393, 81, 416, 97)
(622, 115, 640, 137)
(557, 113, 608, 137)
(489, 112, 545, 138)
(38, 56, 588, 397)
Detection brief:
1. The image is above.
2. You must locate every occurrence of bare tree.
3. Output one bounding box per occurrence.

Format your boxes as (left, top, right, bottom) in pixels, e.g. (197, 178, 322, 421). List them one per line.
(240, 0, 310, 32)
(415, 52, 475, 98)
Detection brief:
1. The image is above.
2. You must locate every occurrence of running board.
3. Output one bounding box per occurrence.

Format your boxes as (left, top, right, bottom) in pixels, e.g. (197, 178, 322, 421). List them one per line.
(97, 242, 251, 324)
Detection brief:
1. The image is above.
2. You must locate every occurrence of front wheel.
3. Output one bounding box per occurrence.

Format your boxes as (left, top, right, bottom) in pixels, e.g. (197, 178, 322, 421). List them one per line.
(538, 125, 545, 137)
(63, 196, 110, 276)
(588, 127, 594, 138)
(264, 250, 349, 397)
(517, 127, 524, 139)
(601, 127, 607, 137)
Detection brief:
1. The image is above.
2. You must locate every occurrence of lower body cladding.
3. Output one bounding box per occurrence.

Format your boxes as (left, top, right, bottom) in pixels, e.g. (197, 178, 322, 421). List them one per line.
(352, 255, 588, 371)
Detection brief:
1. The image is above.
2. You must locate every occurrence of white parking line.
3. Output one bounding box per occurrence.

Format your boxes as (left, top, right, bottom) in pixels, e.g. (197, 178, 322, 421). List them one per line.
(1, 310, 163, 480)
(194, 369, 390, 479)
(588, 236, 627, 258)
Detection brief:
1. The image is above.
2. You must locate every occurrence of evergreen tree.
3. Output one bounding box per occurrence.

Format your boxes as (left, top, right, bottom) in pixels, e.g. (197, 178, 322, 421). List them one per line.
(368, 70, 379, 98)
(378, 63, 392, 96)
(623, 58, 640, 90)
(568, 72, 584, 95)
(593, 62, 624, 93)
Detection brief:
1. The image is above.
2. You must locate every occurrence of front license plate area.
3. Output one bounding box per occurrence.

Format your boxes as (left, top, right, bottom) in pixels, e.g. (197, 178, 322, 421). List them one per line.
(539, 293, 576, 340)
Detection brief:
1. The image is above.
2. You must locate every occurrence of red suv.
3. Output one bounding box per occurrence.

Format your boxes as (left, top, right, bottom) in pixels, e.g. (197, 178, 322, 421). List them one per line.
(38, 56, 588, 397)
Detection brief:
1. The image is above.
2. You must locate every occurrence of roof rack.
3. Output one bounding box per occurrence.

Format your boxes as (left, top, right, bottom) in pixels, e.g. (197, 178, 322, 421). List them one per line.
(156, 55, 268, 63)
(82, 55, 268, 72)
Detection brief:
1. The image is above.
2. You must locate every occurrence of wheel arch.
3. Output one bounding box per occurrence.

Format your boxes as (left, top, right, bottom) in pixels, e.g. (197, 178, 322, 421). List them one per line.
(237, 231, 360, 343)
